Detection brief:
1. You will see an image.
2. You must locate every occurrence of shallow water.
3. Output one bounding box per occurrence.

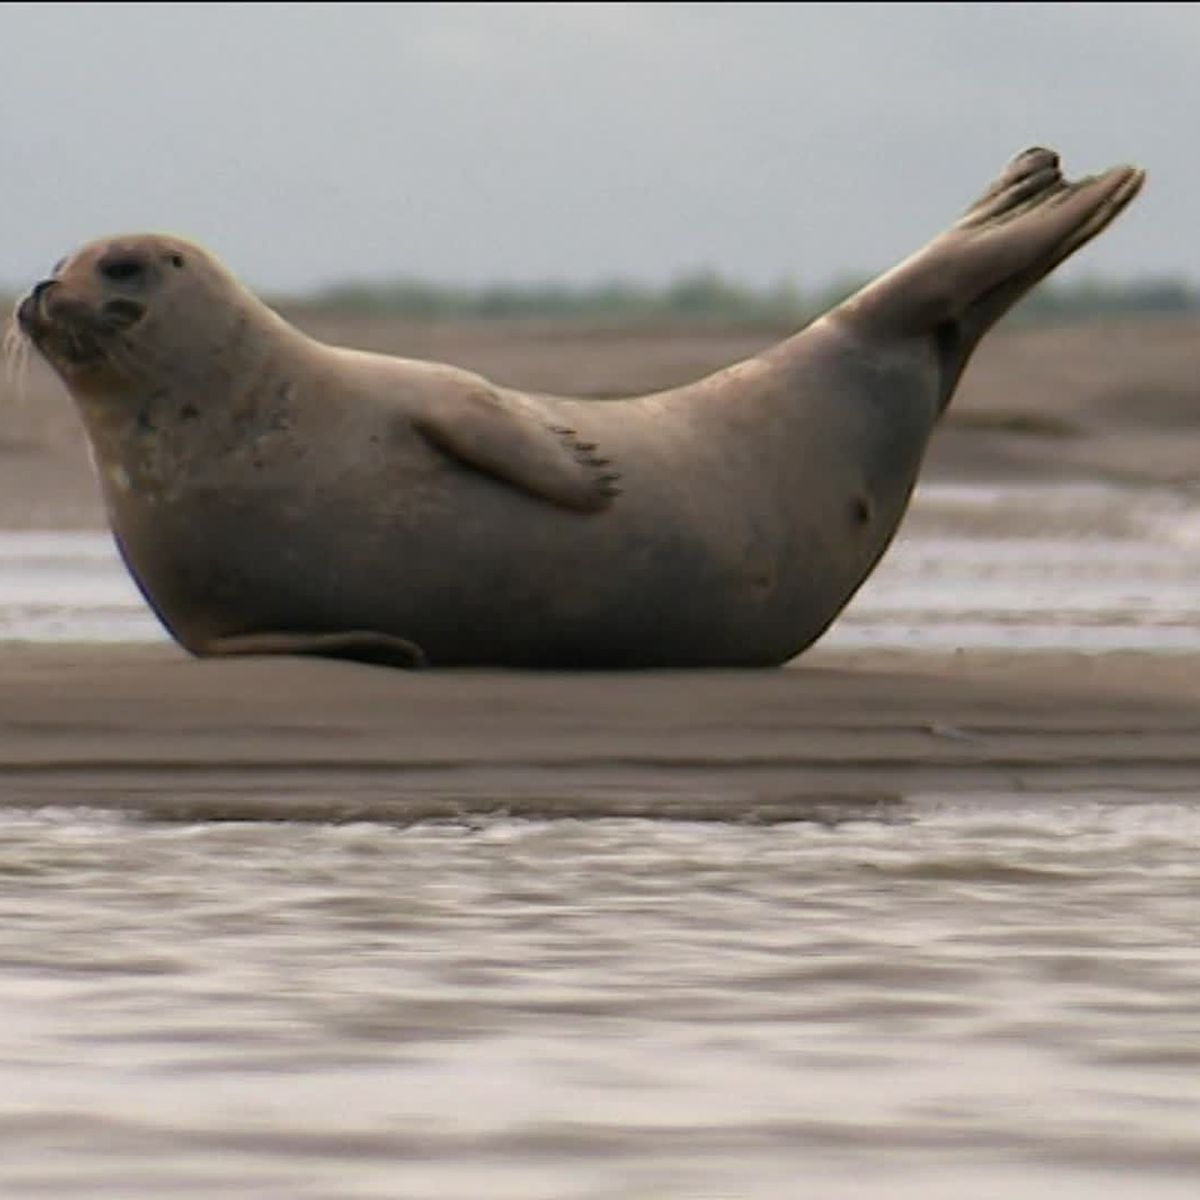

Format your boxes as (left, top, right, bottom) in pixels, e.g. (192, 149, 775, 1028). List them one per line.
(2, 801, 1199, 1199)
(3, 482, 1199, 651)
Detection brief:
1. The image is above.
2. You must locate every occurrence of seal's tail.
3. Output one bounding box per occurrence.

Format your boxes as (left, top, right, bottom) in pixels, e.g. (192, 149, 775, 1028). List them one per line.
(831, 148, 1145, 399)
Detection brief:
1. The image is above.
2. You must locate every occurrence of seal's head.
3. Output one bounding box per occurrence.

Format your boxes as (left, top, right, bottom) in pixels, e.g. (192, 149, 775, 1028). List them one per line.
(17, 234, 257, 398)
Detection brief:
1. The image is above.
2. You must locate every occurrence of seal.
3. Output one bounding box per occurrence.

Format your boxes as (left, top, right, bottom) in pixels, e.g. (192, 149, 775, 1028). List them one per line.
(17, 148, 1144, 668)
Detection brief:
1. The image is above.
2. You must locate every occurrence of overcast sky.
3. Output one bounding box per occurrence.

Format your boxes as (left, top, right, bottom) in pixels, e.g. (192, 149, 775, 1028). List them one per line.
(2, 2, 1195, 295)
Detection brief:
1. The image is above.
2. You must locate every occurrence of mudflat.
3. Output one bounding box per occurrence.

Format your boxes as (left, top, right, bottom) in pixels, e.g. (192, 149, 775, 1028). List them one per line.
(2, 644, 1197, 822)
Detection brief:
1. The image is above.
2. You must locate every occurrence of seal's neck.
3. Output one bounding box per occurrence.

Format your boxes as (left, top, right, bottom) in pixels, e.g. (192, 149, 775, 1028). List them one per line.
(67, 292, 318, 508)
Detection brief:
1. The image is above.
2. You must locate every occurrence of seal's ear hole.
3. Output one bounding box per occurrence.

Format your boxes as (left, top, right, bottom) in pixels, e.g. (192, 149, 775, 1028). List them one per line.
(167, 253, 185, 269)
(98, 255, 147, 284)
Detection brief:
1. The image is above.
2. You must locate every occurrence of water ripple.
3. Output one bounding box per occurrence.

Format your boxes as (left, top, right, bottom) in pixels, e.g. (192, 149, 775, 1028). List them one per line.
(1, 802, 1199, 1196)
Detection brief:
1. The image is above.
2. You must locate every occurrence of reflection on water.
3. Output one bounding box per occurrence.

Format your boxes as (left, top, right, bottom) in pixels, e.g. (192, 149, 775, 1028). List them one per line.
(1, 802, 1198, 1199)
(2, 483, 1199, 651)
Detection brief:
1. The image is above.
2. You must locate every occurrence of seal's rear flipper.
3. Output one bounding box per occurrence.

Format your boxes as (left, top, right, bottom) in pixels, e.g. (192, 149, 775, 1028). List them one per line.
(830, 147, 1145, 406)
(204, 631, 428, 669)
(414, 388, 620, 512)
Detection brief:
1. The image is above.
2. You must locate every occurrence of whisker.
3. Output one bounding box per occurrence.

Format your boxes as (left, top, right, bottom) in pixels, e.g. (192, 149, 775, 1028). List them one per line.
(2, 306, 32, 405)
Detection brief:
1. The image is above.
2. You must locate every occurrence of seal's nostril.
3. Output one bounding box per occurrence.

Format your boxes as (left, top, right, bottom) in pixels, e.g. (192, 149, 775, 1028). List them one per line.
(19, 279, 58, 328)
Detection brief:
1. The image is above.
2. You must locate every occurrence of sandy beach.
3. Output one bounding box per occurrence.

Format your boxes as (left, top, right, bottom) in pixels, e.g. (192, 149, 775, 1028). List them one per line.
(2, 313, 1198, 817)
(2, 643, 1198, 821)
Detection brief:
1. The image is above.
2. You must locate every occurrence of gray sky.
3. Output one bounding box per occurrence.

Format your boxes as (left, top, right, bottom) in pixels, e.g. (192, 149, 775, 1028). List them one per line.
(2, 2, 1196, 294)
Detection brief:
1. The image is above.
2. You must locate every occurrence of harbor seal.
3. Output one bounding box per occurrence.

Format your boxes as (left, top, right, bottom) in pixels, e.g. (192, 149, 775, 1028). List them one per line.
(17, 148, 1143, 668)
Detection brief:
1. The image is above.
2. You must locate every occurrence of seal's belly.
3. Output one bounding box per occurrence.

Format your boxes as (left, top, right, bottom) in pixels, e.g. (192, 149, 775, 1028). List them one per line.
(111, 478, 782, 666)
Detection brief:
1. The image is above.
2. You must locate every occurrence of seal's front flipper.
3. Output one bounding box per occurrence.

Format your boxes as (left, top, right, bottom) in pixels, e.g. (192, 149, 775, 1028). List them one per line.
(204, 631, 428, 669)
(414, 389, 620, 512)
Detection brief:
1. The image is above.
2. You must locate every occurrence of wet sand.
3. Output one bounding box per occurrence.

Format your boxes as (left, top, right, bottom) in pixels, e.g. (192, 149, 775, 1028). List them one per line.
(3, 644, 1198, 822)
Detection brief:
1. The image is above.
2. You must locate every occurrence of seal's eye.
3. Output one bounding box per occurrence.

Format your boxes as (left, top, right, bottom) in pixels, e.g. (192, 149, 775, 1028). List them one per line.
(98, 255, 147, 283)
(167, 253, 185, 269)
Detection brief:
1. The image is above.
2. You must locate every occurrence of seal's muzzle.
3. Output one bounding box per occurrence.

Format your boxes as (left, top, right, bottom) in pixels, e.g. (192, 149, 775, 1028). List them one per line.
(16, 279, 56, 334)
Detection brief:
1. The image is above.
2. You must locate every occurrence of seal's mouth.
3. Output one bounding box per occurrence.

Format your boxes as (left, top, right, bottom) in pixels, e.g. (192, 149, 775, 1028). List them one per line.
(17, 279, 146, 367)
